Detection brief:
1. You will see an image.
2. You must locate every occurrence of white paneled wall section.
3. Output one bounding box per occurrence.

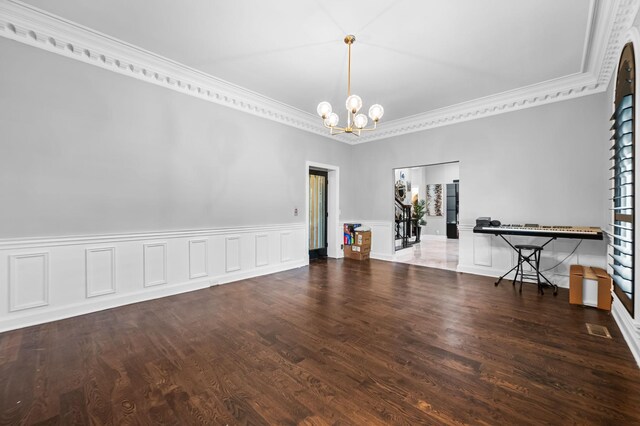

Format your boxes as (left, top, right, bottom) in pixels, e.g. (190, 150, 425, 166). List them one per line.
(0, 224, 306, 332)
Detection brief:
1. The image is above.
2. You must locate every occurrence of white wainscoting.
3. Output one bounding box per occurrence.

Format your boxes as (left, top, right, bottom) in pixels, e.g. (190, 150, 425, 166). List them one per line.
(143, 242, 167, 287)
(85, 247, 116, 298)
(188, 239, 208, 279)
(0, 223, 307, 332)
(457, 224, 608, 287)
(9, 252, 49, 312)
(225, 237, 241, 273)
(255, 234, 269, 267)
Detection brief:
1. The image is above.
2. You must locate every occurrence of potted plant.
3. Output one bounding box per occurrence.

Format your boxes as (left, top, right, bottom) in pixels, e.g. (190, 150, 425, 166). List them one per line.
(412, 199, 427, 243)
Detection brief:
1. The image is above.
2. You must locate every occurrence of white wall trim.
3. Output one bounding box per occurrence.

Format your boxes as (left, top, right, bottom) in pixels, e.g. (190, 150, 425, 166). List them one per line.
(143, 242, 168, 288)
(8, 252, 49, 312)
(0, 0, 637, 145)
(280, 231, 293, 262)
(0, 259, 308, 333)
(612, 296, 640, 367)
(85, 247, 117, 298)
(255, 234, 269, 267)
(225, 236, 241, 273)
(188, 239, 209, 279)
(353, 73, 604, 144)
(370, 252, 395, 262)
(0, 223, 306, 250)
(0, 223, 307, 332)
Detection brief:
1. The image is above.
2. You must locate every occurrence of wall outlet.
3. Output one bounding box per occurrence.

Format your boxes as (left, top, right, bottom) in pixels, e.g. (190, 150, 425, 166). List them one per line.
(294, 207, 298, 216)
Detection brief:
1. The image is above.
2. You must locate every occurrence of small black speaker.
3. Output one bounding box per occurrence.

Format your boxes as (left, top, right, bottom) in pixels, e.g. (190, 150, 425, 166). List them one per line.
(490, 220, 501, 227)
(476, 217, 491, 227)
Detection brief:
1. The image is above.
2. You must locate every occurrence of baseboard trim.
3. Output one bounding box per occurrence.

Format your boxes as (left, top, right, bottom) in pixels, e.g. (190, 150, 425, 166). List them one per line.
(612, 297, 640, 367)
(0, 259, 308, 333)
(370, 252, 395, 262)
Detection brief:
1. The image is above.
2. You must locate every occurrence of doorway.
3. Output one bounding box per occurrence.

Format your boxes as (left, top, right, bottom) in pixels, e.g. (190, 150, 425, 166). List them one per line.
(392, 161, 460, 270)
(309, 169, 328, 259)
(305, 161, 340, 261)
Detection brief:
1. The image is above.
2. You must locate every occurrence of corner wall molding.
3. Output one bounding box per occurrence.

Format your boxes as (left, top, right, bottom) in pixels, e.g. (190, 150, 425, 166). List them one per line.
(0, 0, 637, 145)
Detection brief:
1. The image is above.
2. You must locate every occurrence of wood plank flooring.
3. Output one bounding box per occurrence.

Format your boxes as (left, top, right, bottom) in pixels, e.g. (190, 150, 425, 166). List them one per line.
(1, 259, 640, 425)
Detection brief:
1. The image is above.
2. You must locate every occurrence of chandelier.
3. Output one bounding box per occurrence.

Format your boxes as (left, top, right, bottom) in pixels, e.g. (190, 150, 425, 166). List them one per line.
(316, 35, 384, 136)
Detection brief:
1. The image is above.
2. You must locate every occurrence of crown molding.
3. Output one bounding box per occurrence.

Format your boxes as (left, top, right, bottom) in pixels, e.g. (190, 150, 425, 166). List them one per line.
(352, 72, 603, 144)
(353, 0, 640, 144)
(593, 0, 640, 86)
(0, 0, 353, 142)
(0, 0, 637, 146)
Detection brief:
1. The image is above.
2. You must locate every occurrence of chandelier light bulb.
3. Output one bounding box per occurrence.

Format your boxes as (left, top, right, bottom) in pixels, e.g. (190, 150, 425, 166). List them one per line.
(354, 114, 368, 129)
(325, 112, 339, 127)
(317, 101, 332, 119)
(368, 104, 384, 122)
(346, 95, 363, 113)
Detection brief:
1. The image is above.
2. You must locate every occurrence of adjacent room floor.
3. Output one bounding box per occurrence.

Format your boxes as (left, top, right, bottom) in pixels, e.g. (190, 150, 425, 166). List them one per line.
(1, 259, 639, 424)
(394, 234, 459, 271)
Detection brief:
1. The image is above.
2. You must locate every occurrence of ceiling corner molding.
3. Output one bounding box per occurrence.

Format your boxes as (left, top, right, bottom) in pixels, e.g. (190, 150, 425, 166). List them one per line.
(352, 0, 640, 144)
(0, 0, 335, 140)
(1, 0, 638, 146)
(352, 73, 604, 144)
(592, 0, 640, 87)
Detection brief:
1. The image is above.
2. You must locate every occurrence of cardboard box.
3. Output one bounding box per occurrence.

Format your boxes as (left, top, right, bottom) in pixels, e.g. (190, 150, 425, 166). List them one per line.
(354, 231, 371, 247)
(344, 244, 370, 260)
(569, 265, 612, 311)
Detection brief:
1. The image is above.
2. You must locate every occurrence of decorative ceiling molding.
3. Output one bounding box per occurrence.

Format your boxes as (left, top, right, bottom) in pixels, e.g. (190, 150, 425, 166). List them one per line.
(594, 0, 640, 86)
(352, 0, 640, 144)
(0, 0, 354, 143)
(0, 0, 638, 146)
(352, 73, 603, 144)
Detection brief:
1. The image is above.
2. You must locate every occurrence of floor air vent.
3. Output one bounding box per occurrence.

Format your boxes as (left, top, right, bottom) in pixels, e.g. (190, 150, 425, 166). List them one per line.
(586, 323, 612, 339)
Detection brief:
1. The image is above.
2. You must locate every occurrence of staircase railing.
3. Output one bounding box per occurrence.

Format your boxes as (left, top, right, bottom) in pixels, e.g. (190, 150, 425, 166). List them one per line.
(395, 197, 413, 248)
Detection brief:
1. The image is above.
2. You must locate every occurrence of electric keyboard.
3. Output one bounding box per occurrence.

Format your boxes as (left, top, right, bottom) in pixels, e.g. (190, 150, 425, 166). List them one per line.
(473, 224, 603, 240)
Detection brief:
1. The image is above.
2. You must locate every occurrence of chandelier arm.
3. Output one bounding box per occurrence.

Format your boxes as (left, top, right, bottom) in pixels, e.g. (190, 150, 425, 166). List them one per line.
(354, 121, 378, 133)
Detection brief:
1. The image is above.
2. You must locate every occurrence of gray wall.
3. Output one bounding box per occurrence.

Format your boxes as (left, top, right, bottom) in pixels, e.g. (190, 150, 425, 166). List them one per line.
(420, 162, 459, 236)
(0, 38, 355, 238)
(0, 36, 612, 241)
(351, 93, 610, 229)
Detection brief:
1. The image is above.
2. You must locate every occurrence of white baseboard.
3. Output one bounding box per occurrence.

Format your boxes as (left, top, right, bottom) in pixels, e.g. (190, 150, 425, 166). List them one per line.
(370, 252, 395, 262)
(612, 297, 640, 367)
(0, 224, 307, 332)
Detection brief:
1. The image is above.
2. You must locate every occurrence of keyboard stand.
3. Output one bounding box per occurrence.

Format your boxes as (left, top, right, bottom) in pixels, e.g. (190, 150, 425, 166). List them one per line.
(492, 234, 558, 295)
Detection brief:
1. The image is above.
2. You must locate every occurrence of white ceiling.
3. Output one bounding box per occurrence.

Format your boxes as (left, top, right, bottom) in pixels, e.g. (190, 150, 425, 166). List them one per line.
(20, 0, 593, 123)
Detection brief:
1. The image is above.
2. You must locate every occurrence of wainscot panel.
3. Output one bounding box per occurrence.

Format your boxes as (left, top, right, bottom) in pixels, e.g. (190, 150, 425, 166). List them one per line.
(0, 224, 307, 332)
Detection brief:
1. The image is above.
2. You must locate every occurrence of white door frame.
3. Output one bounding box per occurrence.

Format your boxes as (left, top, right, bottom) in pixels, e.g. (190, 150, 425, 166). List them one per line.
(305, 161, 341, 259)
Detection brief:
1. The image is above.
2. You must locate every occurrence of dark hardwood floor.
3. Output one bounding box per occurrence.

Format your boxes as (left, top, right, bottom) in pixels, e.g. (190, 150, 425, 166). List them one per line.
(1, 259, 640, 425)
